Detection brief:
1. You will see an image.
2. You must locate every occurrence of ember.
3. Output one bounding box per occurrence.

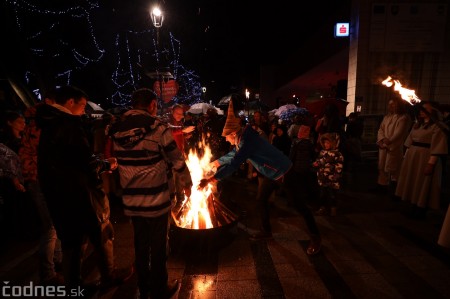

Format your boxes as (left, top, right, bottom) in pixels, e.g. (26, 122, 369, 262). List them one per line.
(171, 140, 238, 230)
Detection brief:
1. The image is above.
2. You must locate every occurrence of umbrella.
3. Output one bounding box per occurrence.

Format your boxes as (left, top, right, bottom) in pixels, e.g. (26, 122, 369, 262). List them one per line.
(272, 104, 298, 117)
(279, 107, 309, 122)
(217, 95, 232, 107)
(216, 93, 245, 110)
(187, 102, 221, 115)
(85, 101, 105, 118)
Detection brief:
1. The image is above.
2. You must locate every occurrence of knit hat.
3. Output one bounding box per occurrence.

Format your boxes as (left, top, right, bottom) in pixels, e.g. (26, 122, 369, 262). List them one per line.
(297, 125, 311, 140)
(221, 100, 241, 137)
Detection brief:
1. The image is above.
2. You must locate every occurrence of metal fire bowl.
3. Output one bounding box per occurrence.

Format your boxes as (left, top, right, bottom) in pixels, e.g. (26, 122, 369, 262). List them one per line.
(169, 200, 239, 252)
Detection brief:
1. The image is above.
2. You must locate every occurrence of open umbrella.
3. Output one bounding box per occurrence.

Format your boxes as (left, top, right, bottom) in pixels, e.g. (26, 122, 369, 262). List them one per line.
(187, 102, 221, 115)
(279, 107, 309, 122)
(272, 104, 298, 117)
(85, 101, 105, 118)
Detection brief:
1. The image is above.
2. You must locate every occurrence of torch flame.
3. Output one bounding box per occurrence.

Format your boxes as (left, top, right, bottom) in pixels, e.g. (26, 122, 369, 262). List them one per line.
(381, 76, 421, 105)
(175, 139, 216, 229)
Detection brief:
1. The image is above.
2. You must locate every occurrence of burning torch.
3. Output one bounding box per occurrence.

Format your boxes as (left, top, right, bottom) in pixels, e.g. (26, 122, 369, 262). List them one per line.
(381, 76, 448, 134)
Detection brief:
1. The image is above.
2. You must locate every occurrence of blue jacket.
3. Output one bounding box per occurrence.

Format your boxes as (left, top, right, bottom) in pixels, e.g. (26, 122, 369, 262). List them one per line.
(215, 125, 292, 181)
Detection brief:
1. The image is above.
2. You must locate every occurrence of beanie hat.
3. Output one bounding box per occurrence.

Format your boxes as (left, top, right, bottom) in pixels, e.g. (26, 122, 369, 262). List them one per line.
(297, 125, 311, 140)
(221, 100, 241, 137)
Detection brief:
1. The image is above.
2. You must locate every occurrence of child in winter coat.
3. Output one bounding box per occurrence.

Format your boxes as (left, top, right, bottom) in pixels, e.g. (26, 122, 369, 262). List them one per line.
(313, 133, 344, 216)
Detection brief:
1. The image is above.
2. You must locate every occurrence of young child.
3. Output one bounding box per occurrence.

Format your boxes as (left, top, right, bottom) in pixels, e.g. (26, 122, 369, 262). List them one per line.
(313, 133, 344, 216)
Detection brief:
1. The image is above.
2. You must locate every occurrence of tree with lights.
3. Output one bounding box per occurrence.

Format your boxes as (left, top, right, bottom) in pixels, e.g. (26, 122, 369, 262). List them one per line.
(1, 0, 203, 108)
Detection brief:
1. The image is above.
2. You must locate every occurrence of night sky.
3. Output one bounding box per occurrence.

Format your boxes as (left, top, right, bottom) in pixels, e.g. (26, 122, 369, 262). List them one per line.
(0, 0, 351, 107)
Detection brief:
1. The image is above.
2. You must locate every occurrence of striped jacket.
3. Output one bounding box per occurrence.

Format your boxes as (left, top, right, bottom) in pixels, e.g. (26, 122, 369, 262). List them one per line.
(111, 109, 192, 217)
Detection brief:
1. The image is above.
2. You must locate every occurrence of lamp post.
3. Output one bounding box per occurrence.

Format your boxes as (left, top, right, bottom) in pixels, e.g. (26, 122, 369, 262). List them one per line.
(151, 6, 164, 108)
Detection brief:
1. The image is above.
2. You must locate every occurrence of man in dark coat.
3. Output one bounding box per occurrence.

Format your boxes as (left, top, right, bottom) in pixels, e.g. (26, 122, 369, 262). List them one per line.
(36, 85, 128, 289)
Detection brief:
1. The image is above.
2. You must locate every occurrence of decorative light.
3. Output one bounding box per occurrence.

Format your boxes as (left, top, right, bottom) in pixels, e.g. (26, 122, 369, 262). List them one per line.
(5, 0, 202, 108)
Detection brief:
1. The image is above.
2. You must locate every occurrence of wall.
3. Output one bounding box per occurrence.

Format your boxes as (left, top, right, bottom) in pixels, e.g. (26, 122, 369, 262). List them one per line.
(347, 0, 450, 116)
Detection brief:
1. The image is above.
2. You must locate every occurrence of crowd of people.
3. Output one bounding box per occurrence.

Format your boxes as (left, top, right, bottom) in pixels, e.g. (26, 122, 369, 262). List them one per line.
(1, 85, 450, 298)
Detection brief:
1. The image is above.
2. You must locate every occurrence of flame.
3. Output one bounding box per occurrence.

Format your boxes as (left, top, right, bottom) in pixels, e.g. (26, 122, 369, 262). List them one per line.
(381, 76, 421, 105)
(175, 139, 216, 229)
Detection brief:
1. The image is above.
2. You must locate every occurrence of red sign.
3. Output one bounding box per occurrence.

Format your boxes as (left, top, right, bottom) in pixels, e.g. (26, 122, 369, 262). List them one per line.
(334, 22, 349, 37)
(153, 80, 179, 103)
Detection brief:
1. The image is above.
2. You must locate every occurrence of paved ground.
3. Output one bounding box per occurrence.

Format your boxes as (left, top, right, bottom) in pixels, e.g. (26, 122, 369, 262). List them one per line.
(1, 159, 450, 299)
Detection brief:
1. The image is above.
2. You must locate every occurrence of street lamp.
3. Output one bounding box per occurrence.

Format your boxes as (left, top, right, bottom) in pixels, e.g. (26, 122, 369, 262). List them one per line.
(150, 6, 164, 108)
(151, 7, 163, 28)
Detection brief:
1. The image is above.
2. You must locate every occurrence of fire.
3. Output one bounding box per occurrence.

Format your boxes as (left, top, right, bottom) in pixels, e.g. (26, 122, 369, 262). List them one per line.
(173, 140, 216, 229)
(382, 76, 421, 105)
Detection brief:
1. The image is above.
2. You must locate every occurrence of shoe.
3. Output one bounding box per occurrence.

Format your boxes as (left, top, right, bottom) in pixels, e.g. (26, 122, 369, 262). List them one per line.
(306, 236, 322, 256)
(100, 266, 134, 290)
(249, 231, 273, 241)
(41, 273, 64, 286)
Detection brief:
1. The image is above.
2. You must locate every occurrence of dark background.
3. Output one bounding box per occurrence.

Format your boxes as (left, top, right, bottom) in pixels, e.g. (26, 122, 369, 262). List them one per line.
(0, 0, 351, 107)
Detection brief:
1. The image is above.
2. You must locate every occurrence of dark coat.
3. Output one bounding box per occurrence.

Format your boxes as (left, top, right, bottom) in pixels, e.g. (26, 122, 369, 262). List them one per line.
(36, 104, 110, 241)
(289, 138, 315, 174)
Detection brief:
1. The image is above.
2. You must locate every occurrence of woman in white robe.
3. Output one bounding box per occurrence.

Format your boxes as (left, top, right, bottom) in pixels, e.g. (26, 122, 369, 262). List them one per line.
(395, 101, 448, 219)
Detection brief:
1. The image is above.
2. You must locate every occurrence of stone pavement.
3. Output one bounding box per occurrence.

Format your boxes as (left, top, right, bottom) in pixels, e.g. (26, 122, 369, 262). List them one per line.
(1, 159, 450, 299)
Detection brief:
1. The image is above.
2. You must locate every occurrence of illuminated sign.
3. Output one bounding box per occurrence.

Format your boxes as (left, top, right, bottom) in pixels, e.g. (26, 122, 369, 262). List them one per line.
(335, 23, 350, 37)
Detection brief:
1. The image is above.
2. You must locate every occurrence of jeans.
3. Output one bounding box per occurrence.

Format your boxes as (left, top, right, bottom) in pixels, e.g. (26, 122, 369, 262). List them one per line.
(26, 180, 62, 281)
(61, 219, 115, 288)
(132, 213, 170, 299)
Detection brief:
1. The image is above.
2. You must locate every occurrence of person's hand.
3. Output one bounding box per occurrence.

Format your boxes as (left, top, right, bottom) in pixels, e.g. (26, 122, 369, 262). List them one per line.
(376, 139, 387, 149)
(210, 160, 220, 169)
(182, 126, 195, 134)
(198, 178, 210, 190)
(12, 178, 26, 192)
(184, 186, 192, 198)
(424, 163, 434, 175)
(198, 177, 217, 190)
(107, 157, 118, 171)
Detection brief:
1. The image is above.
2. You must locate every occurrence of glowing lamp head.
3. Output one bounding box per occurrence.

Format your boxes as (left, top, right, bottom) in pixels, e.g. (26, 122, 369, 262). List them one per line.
(151, 7, 164, 28)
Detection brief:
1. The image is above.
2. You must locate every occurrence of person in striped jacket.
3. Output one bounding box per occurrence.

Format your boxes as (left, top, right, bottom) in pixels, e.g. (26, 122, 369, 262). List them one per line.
(110, 88, 192, 299)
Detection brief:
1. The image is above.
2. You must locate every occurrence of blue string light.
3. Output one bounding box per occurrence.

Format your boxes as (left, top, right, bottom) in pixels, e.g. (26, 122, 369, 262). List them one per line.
(6, 0, 203, 108)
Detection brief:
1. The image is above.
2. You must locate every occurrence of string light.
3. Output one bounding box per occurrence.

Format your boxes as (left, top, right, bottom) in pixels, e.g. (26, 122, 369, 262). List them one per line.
(6, 0, 202, 108)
